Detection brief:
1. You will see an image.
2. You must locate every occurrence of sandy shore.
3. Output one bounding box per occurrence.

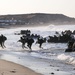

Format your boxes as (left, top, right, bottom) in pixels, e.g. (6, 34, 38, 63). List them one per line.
(0, 59, 42, 75)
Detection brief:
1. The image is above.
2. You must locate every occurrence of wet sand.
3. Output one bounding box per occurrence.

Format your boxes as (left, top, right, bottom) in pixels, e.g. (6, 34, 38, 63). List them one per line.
(0, 59, 42, 75)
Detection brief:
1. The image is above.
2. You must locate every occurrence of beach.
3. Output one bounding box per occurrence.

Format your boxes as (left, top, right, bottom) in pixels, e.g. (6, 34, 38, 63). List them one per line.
(0, 25, 75, 75)
(0, 59, 42, 75)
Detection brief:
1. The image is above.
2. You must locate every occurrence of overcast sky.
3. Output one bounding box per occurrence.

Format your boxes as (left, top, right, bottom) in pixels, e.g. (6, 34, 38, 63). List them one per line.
(0, 0, 75, 17)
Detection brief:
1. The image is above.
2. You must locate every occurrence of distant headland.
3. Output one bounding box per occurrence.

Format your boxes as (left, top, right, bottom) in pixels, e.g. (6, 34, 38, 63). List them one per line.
(0, 13, 75, 27)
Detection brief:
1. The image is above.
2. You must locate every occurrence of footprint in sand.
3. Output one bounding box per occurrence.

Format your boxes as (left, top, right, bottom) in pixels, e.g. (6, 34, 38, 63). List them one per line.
(10, 70, 16, 73)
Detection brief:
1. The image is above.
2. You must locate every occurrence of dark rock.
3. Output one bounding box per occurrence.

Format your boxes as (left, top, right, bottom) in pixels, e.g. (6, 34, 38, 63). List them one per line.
(51, 72, 54, 74)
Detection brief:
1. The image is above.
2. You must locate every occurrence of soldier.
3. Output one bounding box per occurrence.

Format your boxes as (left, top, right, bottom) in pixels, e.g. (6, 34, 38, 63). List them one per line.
(0, 34, 7, 48)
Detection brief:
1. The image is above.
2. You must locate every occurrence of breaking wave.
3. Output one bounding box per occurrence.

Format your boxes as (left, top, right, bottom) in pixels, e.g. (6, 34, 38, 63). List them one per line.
(57, 53, 75, 65)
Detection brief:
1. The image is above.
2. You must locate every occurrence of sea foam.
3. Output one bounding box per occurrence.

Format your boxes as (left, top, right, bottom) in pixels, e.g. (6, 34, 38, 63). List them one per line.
(57, 54, 75, 65)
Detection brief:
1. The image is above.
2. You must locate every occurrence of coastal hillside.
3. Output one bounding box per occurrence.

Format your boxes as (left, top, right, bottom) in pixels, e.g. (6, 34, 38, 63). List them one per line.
(0, 13, 75, 27)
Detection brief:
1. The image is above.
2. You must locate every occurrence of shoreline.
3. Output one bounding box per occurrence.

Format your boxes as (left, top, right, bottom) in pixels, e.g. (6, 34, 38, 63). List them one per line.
(0, 59, 42, 75)
(0, 24, 48, 29)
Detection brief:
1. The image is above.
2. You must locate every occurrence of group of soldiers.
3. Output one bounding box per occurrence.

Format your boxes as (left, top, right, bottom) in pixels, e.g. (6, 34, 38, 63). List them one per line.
(1, 30, 75, 52)
(0, 33, 46, 50)
(18, 35, 34, 49)
(18, 35, 46, 50)
(19, 34, 75, 52)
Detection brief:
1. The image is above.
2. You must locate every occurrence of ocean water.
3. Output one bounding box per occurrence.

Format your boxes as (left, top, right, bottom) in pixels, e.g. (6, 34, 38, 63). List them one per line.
(0, 25, 75, 75)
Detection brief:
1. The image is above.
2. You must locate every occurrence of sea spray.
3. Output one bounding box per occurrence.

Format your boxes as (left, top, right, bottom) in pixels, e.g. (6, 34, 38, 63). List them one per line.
(57, 54, 75, 65)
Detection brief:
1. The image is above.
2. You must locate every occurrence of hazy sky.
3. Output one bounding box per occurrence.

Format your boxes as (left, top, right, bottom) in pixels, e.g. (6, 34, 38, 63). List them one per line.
(0, 0, 75, 17)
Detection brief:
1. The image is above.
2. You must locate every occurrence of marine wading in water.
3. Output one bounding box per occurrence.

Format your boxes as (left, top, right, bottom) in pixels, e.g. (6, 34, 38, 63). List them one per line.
(0, 34, 7, 48)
